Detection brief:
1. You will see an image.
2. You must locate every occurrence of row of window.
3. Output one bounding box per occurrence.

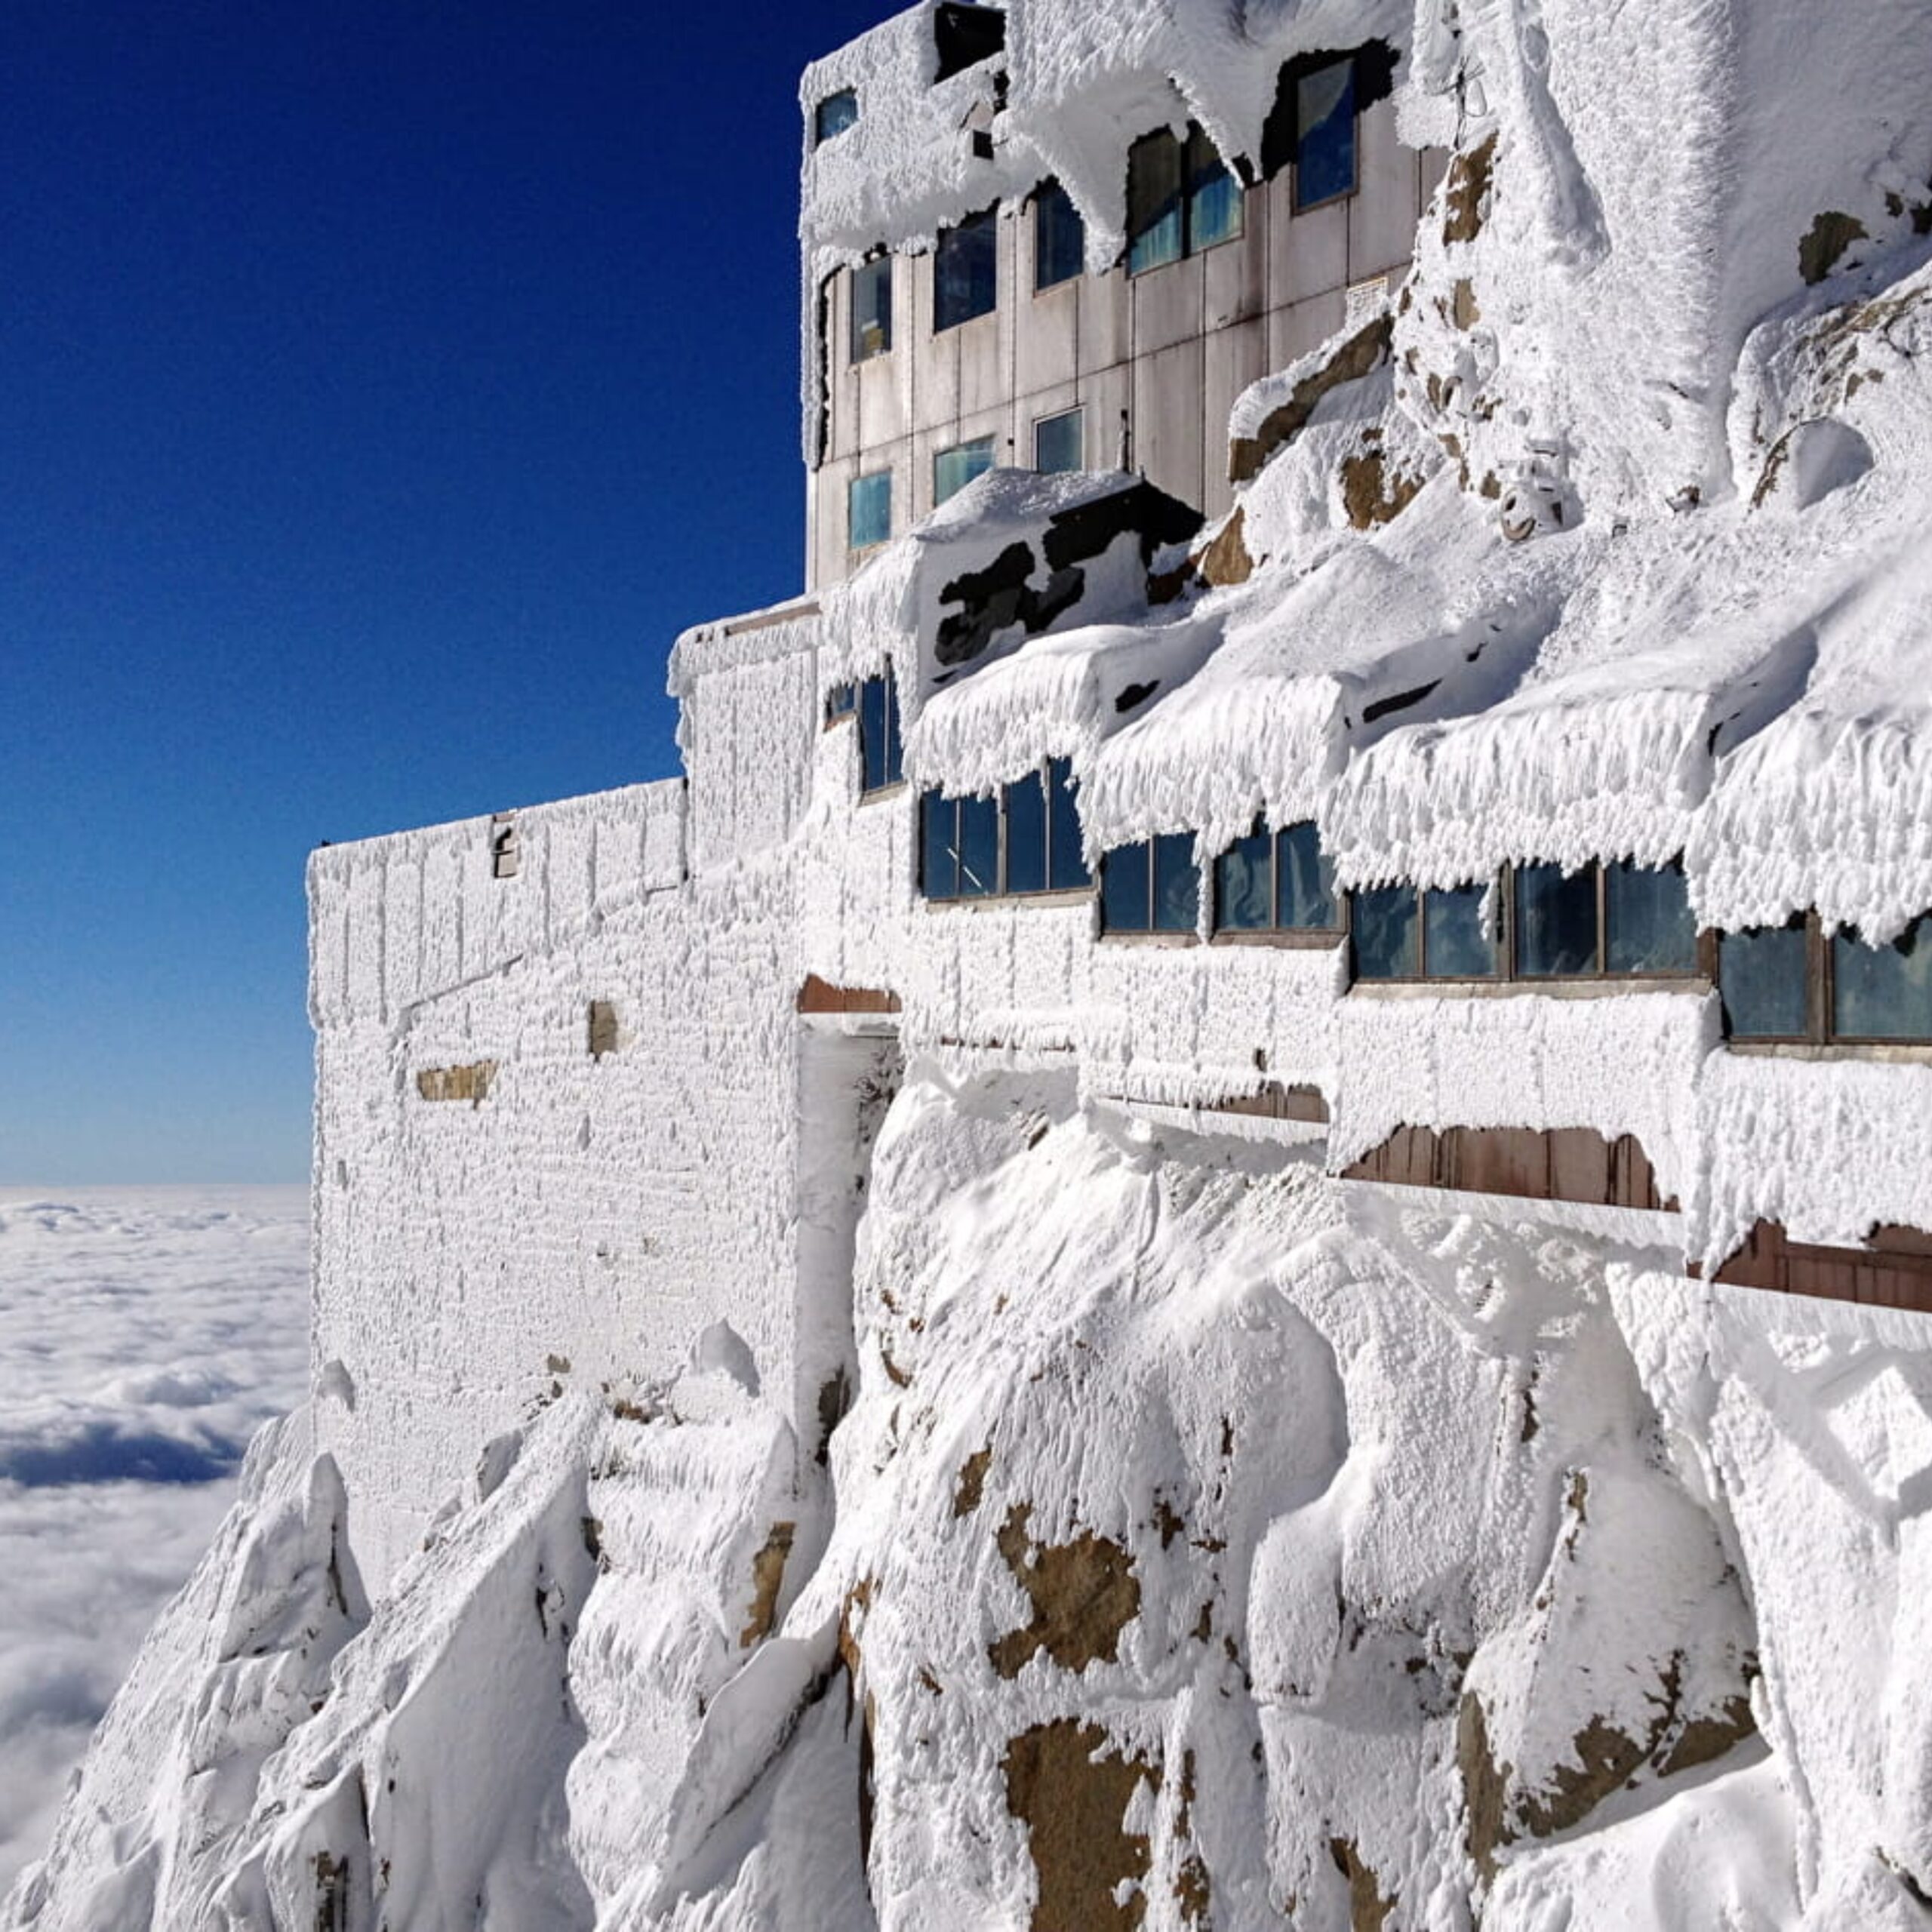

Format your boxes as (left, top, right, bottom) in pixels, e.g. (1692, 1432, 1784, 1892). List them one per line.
(820, 697, 1932, 1045)
(845, 406, 1086, 549)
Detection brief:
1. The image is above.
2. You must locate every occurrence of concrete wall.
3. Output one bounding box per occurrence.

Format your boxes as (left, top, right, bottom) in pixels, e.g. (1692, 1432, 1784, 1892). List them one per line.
(808, 101, 1448, 589)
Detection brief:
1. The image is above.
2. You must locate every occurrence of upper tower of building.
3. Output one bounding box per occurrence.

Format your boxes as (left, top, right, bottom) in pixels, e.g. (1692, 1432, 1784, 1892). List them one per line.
(796, 0, 1443, 591)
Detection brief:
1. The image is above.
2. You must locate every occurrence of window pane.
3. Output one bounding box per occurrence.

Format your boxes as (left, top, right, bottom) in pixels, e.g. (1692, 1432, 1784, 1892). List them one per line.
(934, 435, 995, 506)
(881, 672, 903, 784)
(1004, 768, 1047, 894)
(1127, 130, 1183, 275)
(1152, 832, 1201, 932)
(814, 90, 858, 144)
(1425, 883, 1497, 977)
(1296, 57, 1355, 207)
(1278, 821, 1339, 928)
(1352, 885, 1417, 979)
(1215, 826, 1273, 931)
(1101, 842, 1152, 932)
(1186, 124, 1244, 251)
(1034, 408, 1084, 475)
(1034, 178, 1085, 289)
(921, 792, 958, 898)
(859, 675, 897, 792)
(1720, 924, 1809, 1038)
(851, 257, 892, 361)
(1605, 860, 1699, 974)
(958, 792, 999, 897)
(935, 208, 998, 330)
(1832, 917, 1932, 1040)
(1046, 757, 1091, 889)
(1515, 863, 1598, 976)
(825, 682, 857, 721)
(849, 471, 891, 549)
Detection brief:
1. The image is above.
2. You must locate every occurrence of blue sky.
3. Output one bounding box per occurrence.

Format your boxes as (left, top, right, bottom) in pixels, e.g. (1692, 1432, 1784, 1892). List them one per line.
(0, 0, 888, 1182)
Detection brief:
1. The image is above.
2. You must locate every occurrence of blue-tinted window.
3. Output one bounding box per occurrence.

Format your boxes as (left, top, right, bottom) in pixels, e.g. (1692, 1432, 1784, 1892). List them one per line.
(849, 471, 891, 549)
(858, 673, 903, 792)
(825, 682, 857, 723)
(1833, 916, 1932, 1041)
(1127, 131, 1183, 275)
(934, 435, 996, 506)
(1101, 841, 1153, 932)
(1034, 408, 1084, 475)
(814, 90, 858, 145)
(1153, 833, 1201, 932)
(1295, 58, 1355, 208)
(1034, 179, 1086, 290)
(1720, 924, 1808, 1038)
(920, 790, 958, 897)
(1605, 860, 1699, 974)
(1004, 768, 1048, 895)
(1215, 826, 1273, 931)
(1047, 758, 1090, 890)
(1186, 123, 1244, 251)
(1278, 822, 1340, 928)
(1515, 863, 1597, 976)
(935, 208, 998, 331)
(1353, 885, 1417, 979)
(851, 257, 892, 361)
(957, 792, 998, 897)
(1426, 884, 1497, 977)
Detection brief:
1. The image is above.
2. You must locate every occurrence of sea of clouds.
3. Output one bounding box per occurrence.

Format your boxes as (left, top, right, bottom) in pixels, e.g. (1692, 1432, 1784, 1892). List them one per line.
(0, 1186, 309, 1893)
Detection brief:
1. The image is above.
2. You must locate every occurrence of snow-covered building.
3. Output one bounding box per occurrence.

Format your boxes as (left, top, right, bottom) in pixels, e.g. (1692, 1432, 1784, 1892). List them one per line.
(20, 2, 1932, 1927)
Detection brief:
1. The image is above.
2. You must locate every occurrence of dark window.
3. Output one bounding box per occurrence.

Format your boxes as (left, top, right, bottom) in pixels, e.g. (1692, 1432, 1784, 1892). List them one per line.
(857, 673, 903, 793)
(824, 682, 857, 724)
(934, 435, 995, 505)
(1720, 921, 1809, 1040)
(1211, 820, 1341, 936)
(1352, 884, 1418, 980)
(1034, 178, 1085, 289)
(1425, 884, 1499, 978)
(814, 91, 859, 145)
(935, 208, 998, 330)
(1834, 916, 1932, 1041)
(848, 471, 891, 549)
(1294, 57, 1356, 208)
(1515, 863, 1597, 977)
(1127, 123, 1242, 275)
(921, 759, 1091, 903)
(851, 257, 892, 361)
(933, 2, 1005, 82)
(1605, 859, 1699, 974)
(1033, 408, 1083, 474)
(1100, 834, 1200, 934)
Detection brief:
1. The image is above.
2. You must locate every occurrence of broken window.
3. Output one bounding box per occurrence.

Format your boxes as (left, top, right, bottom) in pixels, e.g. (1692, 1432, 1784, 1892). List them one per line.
(1718, 909, 1932, 1045)
(1100, 833, 1200, 935)
(1126, 123, 1242, 275)
(814, 90, 859, 145)
(919, 758, 1091, 902)
(1033, 177, 1084, 289)
(1033, 408, 1083, 474)
(934, 434, 995, 505)
(857, 672, 904, 793)
(824, 681, 857, 725)
(1212, 820, 1340, 936)
(848, 469, 891, 549)
(935, 208, 998, 329)
(933, 2, 1005, 82)
(851, 256, 892, 361)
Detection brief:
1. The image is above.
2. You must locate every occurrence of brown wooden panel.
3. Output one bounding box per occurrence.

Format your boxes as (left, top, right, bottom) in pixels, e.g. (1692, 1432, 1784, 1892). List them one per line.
(1704, 1220, 1932, 1312)
(797, 973, 902, 1015)
(1449, 1125, 1549, 1200)
(1872, 1224, 1932, 1260)
(1216, 1081, 1330, 1124)
(1340, 1122, 1675, 1214)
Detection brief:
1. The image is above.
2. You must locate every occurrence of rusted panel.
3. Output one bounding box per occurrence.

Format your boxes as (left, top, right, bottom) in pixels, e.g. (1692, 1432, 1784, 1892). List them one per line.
(796, 974, 903, 1016)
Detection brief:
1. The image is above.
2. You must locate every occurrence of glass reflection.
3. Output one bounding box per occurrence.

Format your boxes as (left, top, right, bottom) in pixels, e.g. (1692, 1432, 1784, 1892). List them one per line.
(1720, 924, 1807, 1038)
(1605, 860, 1699, 974)
(1215, 826, 1273, 931)
(1152, 833, 1201, 932)
(1833, 917, 1932, 1040)
(1425, 884, 1497, 977)
(1515, 863, 1596, 976)
(1353, 885, 1417, 979)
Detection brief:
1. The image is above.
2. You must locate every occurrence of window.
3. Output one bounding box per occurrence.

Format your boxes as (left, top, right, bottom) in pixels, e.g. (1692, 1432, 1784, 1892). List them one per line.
(1213, 821, 1341, 936)
(934, 435, 995, 505)
(1033, 408, 1084, 475)
(1294, 57, 1356, 208)
(1353, 860, 1701, 984)
(851, 257, 892, 361)
(921, 759, 1091, 901)
(824, 681, 857, 725)
(490, 813, 518, 879)
(815, 91, 859, 146)
(848, 470, 891, 549)
(1719, 910, 1932, 1044)
(933, 2, 1005, 82)
(1034, 178, 1085, 290)
(1126, 123, 1243, 275)
(1100, 833, 1200, 934)
(935, 208, 998, 330)
(857, 672, 903, 793)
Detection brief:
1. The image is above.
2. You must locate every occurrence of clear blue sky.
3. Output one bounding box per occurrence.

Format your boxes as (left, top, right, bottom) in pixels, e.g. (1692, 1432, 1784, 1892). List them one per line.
(0, 0, 889, 1183)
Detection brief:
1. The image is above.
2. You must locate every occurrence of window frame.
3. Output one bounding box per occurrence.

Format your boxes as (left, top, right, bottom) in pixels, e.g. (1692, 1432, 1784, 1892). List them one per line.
(1032, 408, 1084, 475)
(934, 206, 999, 333)
(814, 90, 859, 146)
(1098, 832, 1202, 940)
(1210, 819, 1347, 948)
(919, 758, 1093, 904)
(1125, 121, 1245, 278)
(848, 469, 892, 552)
(1721, 910, 1932, 1049)
(1290, 54, 1359, 214)
(1032, 177, 1086, 292)
(850, 255, 893, 364)
(857, 672, 904, 797)
(933, 433, 997, 507)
